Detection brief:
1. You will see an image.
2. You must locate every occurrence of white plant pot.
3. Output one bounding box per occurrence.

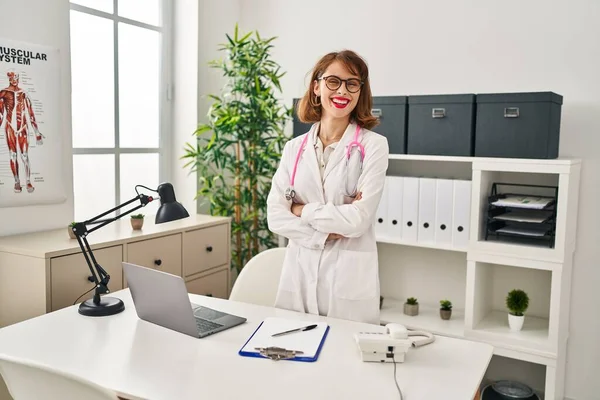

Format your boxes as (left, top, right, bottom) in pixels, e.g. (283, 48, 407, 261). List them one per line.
(508, 313, 524, 331)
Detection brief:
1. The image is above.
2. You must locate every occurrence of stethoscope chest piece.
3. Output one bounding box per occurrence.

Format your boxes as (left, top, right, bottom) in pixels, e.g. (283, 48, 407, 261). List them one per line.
(285, 187, 295, 201)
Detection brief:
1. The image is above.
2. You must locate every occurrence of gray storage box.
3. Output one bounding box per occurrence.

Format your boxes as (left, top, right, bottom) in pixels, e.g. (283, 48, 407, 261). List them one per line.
(475, 92, 563, 159)
(293, 97, 408, 155)
(292, 98, 313, 138)
(370, 96, 408, 155)
(407, 94, 476, 156)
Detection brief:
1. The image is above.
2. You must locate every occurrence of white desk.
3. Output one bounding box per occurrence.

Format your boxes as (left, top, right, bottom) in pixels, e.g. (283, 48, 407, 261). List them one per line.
(0, 290, 493, 400)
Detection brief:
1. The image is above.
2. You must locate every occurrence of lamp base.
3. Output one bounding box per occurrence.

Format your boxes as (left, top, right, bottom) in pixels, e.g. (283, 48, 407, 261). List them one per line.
(78, 296, 125, 317)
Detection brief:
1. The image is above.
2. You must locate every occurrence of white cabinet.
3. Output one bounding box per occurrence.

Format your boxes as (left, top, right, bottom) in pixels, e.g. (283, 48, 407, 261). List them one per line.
(379, 154, 581, 399)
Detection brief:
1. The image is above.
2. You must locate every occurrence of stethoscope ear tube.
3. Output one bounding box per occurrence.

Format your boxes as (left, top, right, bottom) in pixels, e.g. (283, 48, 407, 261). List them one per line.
(286, 123, 365, 200)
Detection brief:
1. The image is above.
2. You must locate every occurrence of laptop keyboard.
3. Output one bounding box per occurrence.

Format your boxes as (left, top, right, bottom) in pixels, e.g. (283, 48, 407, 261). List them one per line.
(196, 318, 223, 333)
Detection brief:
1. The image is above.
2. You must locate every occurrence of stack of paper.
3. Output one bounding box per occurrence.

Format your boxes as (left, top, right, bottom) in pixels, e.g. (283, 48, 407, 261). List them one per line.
(491, 196, 554, 209)
(493, 209, 553, 223)
(496, 225, 549, 237)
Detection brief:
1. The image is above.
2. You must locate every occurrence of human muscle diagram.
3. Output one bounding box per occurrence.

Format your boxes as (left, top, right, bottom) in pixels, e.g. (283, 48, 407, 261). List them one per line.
(0, 38, 65, 207)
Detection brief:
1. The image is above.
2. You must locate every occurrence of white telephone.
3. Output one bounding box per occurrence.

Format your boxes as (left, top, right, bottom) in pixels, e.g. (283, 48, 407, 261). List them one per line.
(354, 323, 435, 363)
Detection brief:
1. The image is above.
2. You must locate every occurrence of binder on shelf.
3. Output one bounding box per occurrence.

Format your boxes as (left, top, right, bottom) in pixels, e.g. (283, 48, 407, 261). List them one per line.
(452, 180, 472, 249)
(417, 178, 436, 244)
(485, 183, 558, 248)
(401, 177, 419, 242)
(239, 317, 329, 362)
(386, 176, 404, 239)
(434, 179, 454, 246)
(374, 177, 390, 238)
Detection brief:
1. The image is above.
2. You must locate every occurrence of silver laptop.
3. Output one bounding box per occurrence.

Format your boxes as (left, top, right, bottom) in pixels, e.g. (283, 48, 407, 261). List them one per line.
(122, 262, 246, 338)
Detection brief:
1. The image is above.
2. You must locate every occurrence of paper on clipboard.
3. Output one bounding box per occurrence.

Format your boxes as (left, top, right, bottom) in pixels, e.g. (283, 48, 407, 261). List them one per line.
(239, 317, 329, 360)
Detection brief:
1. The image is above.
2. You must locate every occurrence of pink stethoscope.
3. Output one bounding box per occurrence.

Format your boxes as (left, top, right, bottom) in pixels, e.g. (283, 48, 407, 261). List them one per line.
(285, 123, 365, 201)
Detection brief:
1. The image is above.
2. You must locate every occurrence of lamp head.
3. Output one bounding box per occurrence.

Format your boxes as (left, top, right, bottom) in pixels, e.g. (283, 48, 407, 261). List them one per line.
(155, 183, 190, 224)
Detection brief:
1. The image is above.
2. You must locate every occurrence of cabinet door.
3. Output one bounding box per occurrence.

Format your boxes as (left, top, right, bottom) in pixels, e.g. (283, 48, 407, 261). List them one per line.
(185, 268, 229, 299)
(51, 245, 123, 311)
(127, 234, 182, 278)
(183, 224, 228, 277)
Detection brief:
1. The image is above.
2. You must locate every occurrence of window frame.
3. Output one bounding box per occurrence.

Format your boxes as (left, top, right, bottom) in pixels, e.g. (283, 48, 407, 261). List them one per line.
(69, 0, 173, 217)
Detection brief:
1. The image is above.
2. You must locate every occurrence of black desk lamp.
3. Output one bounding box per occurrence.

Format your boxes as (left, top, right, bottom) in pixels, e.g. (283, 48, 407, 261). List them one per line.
(72, 182, 189, 317)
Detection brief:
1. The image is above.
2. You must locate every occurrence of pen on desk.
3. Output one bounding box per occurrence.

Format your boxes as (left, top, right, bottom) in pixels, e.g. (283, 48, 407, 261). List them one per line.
(271, 324, 318, 337)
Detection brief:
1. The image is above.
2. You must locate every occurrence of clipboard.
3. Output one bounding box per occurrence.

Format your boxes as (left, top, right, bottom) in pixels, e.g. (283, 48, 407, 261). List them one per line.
(238, 317, 329, 362)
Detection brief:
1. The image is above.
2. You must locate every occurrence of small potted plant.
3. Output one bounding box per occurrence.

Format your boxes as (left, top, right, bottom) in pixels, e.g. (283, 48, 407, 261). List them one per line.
(440, 299, 452, 320)
(404, 297, 419, 316)
(506, 289, 529, 331)
(130, 214, 144, 230)
(67, 222, 76, 239)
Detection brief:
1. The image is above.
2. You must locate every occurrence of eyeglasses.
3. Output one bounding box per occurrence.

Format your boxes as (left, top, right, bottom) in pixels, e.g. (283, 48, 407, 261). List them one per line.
(318, 75, 363, 93)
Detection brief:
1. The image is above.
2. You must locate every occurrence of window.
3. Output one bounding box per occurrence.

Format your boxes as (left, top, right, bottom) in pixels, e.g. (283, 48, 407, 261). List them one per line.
(69, 0, 172, 221)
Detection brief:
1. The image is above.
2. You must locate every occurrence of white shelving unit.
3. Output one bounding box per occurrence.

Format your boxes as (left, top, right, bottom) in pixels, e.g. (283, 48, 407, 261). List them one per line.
(377, 154, 581, 400)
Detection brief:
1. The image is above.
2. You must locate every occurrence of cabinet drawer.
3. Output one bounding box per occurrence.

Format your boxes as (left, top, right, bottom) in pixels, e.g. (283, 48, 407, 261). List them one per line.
(183, 224, 228, 277)
(185, 268, 229, 299)
(51, 245, 123, 312)
(127, 234, 182, 277)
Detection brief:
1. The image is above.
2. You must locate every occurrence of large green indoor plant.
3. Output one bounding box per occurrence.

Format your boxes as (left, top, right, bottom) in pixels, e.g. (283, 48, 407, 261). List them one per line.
(183, 24, 291, 273)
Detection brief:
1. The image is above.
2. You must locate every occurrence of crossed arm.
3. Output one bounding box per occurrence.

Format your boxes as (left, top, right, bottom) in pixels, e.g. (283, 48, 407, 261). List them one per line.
(266, 140, 335, 250)
(267, 136, 389, 248)
(294, 138, 389, 239)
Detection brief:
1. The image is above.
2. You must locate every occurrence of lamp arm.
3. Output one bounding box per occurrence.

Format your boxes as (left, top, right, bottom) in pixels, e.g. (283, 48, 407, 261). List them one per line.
(85, 194, 153, 235)
(72, 193, 155, 305)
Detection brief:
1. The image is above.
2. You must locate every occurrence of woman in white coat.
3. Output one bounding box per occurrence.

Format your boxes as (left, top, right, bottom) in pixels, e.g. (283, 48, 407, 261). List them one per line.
(267, 50, 389, 325)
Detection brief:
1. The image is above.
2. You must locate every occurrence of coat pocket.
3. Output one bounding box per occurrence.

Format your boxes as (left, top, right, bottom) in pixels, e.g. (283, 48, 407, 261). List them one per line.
(277, 245, 301, 292)
(333, 250, 378, 301)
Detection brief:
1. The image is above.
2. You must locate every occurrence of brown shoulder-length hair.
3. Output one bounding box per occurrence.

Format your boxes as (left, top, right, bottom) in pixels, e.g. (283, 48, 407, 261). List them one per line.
(296, 50, 379, 130)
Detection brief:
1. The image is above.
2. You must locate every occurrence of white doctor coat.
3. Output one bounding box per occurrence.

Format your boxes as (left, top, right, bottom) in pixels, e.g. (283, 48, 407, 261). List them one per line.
(267, 121, 389, 324)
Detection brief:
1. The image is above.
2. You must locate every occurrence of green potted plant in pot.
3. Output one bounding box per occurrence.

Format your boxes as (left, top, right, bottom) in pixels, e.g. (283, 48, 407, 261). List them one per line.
(130, 214, 144, 230)
(404, 297, 419, 316)
(506, 289, 529, 331)
(182, 24, 290, 275)
(440, 299, 452, 320)
(67, 222, 76, 239)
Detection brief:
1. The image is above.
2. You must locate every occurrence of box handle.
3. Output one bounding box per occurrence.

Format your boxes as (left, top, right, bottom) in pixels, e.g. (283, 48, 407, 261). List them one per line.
(432, 108, 446, 118)
(372, 108, 383, 118)
(504, 107, 520, 118)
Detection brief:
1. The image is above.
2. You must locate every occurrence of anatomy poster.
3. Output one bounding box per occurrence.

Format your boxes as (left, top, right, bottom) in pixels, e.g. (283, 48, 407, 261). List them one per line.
(0, 38, 66, 207)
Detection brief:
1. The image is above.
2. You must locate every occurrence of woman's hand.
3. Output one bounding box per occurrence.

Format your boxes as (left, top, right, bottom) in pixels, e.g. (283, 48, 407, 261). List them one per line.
(291, 203, 305, 217)
(325, 193, 362, 241)
(327, 233, 344, 241)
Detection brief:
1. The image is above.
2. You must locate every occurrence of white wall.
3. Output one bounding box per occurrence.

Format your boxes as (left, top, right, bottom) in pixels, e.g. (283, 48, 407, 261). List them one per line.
(233, 1, 599, 399)
(0, 0, 73, 236)
(173, 0, 241, 214)
(172, 0, 200, 214)
(0, 4, 71, 400)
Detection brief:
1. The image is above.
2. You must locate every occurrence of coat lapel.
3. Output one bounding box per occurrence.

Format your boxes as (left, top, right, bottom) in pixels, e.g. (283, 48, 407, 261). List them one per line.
(323, 122, 357, 182)
(300, 123, 325, 203)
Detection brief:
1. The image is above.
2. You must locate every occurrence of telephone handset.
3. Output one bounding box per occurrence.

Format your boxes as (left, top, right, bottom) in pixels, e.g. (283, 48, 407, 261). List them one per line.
(354, 323, 435, 363)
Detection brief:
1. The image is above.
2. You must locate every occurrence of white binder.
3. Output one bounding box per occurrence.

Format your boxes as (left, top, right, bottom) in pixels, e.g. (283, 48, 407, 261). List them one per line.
(401, 177, 419, 242)
(435, 179, 454, 246)
(418, 178, 436, 244)
(452, 180, 472, 249)
(386, 176, 404, 239)
(374, 177, 390, 238)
